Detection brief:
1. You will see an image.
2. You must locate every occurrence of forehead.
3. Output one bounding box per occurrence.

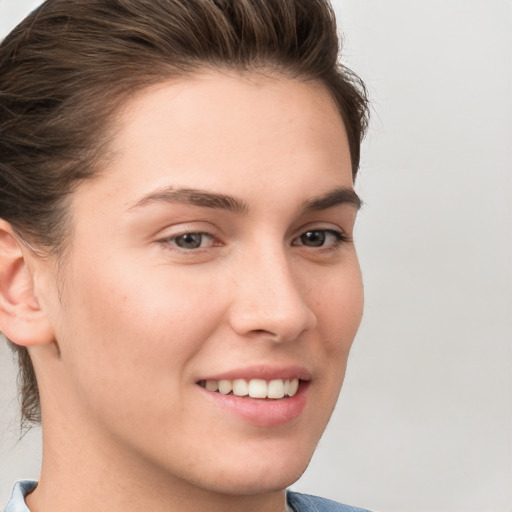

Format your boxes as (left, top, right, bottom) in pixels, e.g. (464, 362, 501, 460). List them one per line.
(73, 72, 353, 218)
(111, 73, 348, 175)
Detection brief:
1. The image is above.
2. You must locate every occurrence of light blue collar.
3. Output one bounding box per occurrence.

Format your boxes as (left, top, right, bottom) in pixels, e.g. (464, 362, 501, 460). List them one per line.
(3, 481, 36, 512)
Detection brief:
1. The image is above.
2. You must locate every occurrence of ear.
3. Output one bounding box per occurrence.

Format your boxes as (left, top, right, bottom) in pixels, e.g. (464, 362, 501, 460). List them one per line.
(0, 219, 55, 347)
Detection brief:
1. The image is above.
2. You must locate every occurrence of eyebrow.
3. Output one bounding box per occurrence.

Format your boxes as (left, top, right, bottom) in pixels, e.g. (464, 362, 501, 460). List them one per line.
(127, 185, 361, 214)
(301, 187, 362, 212)
(127, 187, 249, 215)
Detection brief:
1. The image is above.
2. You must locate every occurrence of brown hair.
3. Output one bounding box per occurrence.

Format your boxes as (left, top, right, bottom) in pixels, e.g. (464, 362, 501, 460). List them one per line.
(0, 0, 369, 427)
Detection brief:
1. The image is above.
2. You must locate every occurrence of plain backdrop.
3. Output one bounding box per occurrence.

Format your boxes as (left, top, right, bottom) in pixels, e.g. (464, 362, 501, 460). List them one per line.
(1, 1, 511, 511)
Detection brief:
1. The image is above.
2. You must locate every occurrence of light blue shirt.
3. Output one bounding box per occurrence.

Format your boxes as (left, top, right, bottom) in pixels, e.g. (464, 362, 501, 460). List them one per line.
(3, 480, 372, 512)
(3, 481, 36, 512)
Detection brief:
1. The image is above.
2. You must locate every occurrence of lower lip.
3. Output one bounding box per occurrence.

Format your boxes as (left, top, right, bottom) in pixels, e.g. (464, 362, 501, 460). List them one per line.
(198, 381, 310, 427)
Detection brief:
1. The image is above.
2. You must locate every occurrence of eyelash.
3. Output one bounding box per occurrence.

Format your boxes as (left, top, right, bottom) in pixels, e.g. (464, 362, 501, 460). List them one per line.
(291, 229, 349, 250)
(159, 232, 216, 251)
(158, 228, 349, 252)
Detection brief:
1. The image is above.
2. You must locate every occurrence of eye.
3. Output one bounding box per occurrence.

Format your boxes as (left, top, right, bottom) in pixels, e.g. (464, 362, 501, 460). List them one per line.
(292, 229, 346, 248)
(167, 232, 214, 250)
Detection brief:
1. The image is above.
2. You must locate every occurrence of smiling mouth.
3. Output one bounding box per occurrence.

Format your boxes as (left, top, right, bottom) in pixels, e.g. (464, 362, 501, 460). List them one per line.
(197, 378, 300, 399)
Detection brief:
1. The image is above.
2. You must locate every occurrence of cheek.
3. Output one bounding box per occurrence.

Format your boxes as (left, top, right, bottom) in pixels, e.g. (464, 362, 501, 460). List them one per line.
(314, 261, 363, 339)
(310, 261, 363, 382)
(65, 255, 219, 337)
(55, 258, 225, 401)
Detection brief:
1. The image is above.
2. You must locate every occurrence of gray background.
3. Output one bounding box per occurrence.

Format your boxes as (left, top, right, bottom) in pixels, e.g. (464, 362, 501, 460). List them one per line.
(1, 1, 511, 511)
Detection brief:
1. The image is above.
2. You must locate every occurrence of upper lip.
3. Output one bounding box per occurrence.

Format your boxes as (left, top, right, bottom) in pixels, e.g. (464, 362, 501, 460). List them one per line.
(198, 364, 312, 382)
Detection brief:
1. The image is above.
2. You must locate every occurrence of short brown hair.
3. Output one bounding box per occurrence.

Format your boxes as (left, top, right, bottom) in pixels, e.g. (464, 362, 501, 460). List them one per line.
(0, 0, 369, 427)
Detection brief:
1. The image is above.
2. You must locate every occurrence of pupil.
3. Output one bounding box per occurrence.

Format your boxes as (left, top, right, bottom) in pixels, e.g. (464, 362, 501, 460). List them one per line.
(301, 230, 325, 247)
(176, 233, 202, 249)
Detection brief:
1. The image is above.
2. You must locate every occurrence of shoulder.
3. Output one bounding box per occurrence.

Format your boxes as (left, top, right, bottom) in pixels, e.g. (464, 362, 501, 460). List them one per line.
(2, 481, 36, 512)
(287, 491, 373, 512)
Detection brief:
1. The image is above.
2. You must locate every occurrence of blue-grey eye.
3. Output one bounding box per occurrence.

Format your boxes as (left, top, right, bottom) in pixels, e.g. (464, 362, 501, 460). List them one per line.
(300, 230, 327, 247)
(173, 233, 207, 249)
(294, 229, 344, 247)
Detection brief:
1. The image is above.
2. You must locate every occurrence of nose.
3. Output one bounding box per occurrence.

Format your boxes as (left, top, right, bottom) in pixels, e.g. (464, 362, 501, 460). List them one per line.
(227, 247, 317, 342)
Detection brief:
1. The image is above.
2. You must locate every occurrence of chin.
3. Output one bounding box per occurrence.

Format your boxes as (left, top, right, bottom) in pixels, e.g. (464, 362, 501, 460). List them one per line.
(195, 445, 314, 496)
(201, 468, 308, 497)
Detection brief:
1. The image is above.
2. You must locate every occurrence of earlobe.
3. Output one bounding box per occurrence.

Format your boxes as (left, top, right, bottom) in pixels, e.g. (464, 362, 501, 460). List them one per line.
(0, 219, 55, 347)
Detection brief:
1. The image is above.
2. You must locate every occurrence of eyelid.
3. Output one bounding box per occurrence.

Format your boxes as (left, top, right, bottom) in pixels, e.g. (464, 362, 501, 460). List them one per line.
(292, 219, 350, 238)
(159, 230, 216, 244)
(154, 221, 219, 239)
(154, 221, 224, 252)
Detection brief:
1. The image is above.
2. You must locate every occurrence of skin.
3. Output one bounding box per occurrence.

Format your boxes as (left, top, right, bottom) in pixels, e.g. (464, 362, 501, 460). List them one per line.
(2, 72, 363, 512)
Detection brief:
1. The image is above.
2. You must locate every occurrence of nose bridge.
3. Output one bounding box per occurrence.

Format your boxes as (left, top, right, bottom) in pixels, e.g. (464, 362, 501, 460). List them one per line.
(229, 241, 316, 341)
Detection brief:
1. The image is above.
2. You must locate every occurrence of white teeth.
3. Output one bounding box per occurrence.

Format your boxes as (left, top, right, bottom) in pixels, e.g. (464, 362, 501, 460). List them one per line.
(232, 379, 249, 396)
(268, 379, 285, 399)
(201, 378, 300, 399)
(218, 380, 232, 395)
(248, 379, 267, 398)
(205, 380, 219, 392)
(288, 378, 299, 397)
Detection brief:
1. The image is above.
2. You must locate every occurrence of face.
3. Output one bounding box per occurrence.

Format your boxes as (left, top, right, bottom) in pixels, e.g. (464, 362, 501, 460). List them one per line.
(40, 72, 363, 497)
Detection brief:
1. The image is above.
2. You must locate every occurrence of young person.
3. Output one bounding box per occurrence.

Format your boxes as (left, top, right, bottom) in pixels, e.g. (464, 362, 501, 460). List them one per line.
(0, 1, 370, 511)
